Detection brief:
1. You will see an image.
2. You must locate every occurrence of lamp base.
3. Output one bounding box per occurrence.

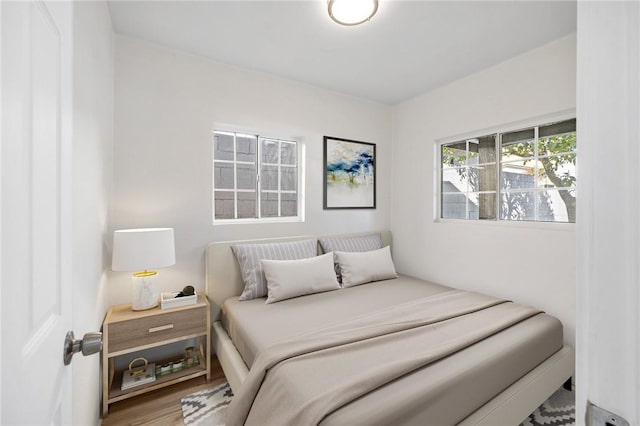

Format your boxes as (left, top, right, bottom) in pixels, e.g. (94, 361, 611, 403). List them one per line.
(131, 271, 159, 311)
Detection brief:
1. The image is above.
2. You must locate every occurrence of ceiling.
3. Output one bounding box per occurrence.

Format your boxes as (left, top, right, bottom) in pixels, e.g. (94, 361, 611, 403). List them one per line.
(107, 0, 577, 105)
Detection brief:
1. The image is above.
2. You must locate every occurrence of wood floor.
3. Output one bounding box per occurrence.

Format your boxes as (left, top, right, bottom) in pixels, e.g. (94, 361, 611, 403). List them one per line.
(102, 356, 227, 426)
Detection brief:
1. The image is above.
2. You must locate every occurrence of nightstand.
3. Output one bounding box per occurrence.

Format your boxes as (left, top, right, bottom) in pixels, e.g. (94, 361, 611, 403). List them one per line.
(101, 293, 211, 416)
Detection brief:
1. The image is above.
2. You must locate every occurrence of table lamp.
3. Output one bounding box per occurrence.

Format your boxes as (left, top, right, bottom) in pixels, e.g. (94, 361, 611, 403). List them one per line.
(112, 228, 176, 310)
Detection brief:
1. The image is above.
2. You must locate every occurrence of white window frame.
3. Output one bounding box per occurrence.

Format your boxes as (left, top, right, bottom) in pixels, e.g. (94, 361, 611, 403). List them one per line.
(435, 110, 576, 228)
(212, 127, 305, 225)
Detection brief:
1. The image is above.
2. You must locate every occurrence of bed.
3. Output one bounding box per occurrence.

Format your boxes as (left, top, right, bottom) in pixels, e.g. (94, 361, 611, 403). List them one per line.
(206, 231, 574, 425)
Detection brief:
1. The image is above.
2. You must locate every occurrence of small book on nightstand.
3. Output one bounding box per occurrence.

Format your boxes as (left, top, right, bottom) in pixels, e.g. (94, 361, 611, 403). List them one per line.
(121, 362, 156, 390)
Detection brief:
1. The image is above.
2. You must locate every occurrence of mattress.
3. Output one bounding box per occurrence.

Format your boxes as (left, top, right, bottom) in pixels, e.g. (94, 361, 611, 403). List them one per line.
(222, 275, 564, 425)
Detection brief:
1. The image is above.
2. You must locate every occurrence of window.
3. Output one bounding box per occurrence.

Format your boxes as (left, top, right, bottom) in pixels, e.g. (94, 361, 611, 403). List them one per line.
(439, 118, 576, 223)
(213, 130, 301, 222)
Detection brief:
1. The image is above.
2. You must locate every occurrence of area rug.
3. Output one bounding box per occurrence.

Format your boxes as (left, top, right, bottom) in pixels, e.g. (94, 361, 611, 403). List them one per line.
(181, 382, 574, 426)
(181, 382, 233, 426)
(520, 387, 575, 426)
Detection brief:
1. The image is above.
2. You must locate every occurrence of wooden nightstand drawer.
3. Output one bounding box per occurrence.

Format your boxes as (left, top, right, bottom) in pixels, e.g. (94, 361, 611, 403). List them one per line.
(108, 306, 207, 353)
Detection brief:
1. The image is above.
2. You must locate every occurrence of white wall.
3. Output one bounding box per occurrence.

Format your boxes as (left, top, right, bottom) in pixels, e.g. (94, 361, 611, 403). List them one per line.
(390, 34, 577, 348)
(576, 2, 640, 424)
(110, 36, 392, 304)
(71, 2, 113, 424)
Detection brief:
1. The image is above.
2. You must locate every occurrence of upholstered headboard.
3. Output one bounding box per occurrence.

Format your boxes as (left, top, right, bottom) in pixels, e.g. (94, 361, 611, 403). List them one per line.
(205, 230, 392, 321)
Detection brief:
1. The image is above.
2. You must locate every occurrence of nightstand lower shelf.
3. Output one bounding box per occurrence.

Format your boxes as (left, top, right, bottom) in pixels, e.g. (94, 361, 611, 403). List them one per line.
(108, 362, 208, 403)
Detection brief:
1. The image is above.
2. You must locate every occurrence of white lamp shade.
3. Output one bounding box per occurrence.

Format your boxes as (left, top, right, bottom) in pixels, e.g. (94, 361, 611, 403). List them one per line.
(112, 228, 176, 272)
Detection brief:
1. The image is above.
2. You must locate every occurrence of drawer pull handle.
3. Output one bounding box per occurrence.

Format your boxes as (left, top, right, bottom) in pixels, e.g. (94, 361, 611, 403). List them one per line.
(149, 324, 174, 333)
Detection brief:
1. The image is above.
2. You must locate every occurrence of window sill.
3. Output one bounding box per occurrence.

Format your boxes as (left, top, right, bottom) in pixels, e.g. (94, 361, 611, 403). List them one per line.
(434, 217, 575, 232)
(213, 216, 304, 226)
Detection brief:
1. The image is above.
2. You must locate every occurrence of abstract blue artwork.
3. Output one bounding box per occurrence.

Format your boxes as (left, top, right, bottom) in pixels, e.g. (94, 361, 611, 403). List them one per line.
(323, 136, 376, 209)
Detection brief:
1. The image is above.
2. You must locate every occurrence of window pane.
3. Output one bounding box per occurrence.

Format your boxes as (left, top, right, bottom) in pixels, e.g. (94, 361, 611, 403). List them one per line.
(442, 192, 495, 220)
(261, 192, 278, 217)
(501, 129, 535, 160)
(467, 193, 479, 219)
(468, 135, 496, 165)
(500, 191, 536, 221)
(538, 189, 575, 223)
(261, 165, 278, 190)
(537, 154, 576, 189)
(441, 142, 467, 167)
(281, 142, 296, 165)
(469, 163, 496, 193)
(214, 133, 234, 161)
(441, 167, 468, 193)
(501, 161, 535, 190)
(262, 140, 279, 164)
(539, 119, 576, 138)
(467, 143, 479, 165)
(214, 163, 234, 189)
(281, 167, 297, 191)
(236, 164, 256, 190)
(539, 133, 577, 156)
(214, 191, 234, 219)
(237, 191, 256, 218)
(441, 193, 468, 219)
(236, 135, 257, 162)
(475, 192, 497, 220)
(502, 127, 534, 144)
(281, 193, 297, 217)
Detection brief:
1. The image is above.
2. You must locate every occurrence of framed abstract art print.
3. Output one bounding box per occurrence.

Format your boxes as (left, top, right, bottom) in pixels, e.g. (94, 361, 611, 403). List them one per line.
(323, 136, 376, 209)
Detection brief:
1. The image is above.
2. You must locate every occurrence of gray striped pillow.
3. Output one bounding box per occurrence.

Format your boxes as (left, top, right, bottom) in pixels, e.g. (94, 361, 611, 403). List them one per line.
(318, 233, 383, 253)
(232, 239, 318, 301)
(318, 233, 383, 282)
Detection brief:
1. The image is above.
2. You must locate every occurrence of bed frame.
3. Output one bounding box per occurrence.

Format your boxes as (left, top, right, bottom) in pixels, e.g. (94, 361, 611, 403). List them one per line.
(205, 231, 574, 425)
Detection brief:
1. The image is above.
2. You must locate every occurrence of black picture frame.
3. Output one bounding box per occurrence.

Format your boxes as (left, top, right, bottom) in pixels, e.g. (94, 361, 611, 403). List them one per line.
(323, 136, 376, 210)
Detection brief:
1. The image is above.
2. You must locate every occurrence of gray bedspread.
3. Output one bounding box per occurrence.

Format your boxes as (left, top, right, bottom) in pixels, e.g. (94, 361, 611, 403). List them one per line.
(225, 289, 544, 426)
(223, 275, 452, 367)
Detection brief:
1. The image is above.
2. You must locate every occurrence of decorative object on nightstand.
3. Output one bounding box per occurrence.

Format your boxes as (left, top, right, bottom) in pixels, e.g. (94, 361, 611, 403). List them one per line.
(121, 357, 156, 390)
(161, 285, 197, 309)
(112, 228, 176, 311)
(184, 346, 201, 368)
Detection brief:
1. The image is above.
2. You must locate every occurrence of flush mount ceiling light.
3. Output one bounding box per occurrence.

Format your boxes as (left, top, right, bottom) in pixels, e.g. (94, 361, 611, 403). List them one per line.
(328, 0, 379, 26)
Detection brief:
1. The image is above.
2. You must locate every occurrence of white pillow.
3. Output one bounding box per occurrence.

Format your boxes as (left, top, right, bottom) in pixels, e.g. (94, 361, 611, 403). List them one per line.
(262, 252, 340, 304)
(231, 239, 317, 301)
(335, 246, 398, 288)
(318, 233, 383, 284)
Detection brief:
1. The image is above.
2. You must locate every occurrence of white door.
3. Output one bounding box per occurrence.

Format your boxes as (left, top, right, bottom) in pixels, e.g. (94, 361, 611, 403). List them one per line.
(576, 1, 640, 425)
(1, 1, 74, 424)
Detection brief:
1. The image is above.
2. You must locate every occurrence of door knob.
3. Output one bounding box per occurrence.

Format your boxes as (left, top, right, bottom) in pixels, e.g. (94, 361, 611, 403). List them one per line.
(63, 330, 102, 365)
